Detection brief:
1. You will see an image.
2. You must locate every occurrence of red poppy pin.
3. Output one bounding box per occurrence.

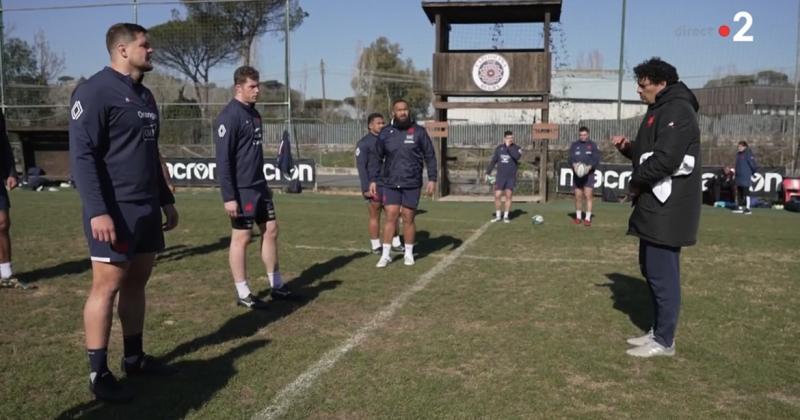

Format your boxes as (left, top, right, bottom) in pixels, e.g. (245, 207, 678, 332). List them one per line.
(646, 115, 655, 127)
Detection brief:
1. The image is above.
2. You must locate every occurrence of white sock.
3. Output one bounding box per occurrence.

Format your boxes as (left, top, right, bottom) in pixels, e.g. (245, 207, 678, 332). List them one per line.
(370, 238, 380, 249)
(234, 280, 251, 299)
(585, 212, 592, 221)
(0, 262, 11, 279)
(576, 210, 582, 220)
(268, 272, 283, 289)
(392, 236, 402, 247)
(382, 244, 391, 259)
(745, 196, 751, 209)
(404, 243, 414, 257)
(495, 210, 501, 219)
(503, 211, 509, 219)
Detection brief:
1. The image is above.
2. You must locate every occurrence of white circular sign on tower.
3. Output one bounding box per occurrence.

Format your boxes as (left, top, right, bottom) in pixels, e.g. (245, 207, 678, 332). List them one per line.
(472, 53, 510, 92)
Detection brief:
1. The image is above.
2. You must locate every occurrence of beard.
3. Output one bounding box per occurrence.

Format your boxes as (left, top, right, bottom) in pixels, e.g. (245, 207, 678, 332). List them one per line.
(392, 115, 413, 130)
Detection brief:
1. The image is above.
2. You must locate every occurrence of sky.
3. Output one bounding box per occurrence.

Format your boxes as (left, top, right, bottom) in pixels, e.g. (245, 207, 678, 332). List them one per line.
(2, 0, 798, 100)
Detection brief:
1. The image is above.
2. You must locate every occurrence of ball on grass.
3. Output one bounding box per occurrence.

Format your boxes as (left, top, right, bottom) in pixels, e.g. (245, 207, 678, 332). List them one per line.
(532, 214, 544, 225)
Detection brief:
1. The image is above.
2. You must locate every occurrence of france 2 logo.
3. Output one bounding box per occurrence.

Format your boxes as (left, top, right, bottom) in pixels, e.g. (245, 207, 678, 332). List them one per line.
(719, 11, 754, 42)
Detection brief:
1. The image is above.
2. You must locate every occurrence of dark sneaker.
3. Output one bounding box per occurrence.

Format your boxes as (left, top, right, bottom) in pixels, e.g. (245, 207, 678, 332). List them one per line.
(270, 284, 294, 300)
(391, 245, 405, 253)
(237, 294, 269, 310)
(90, 371, 134, 403)
(372, 247, 382, 255)
(121, 354, 177, 376)
(743, 209, 752, 215)
(0, 277, 37, 290)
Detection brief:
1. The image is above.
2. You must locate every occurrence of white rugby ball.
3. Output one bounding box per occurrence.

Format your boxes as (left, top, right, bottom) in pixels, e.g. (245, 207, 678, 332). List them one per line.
(573, 162, 591, 178)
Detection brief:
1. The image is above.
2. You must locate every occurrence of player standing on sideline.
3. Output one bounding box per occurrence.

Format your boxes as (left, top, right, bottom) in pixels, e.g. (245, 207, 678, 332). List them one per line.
(612, 57, 701, 358)
(369, 99, 437, 267)
(69, 23, 179, 402)
(732, 141, 758, 215)
(215, 65, 293, 310)
(568, 126, 600, 226)
(355, 112, 403, 254)
(485, 130, 521, 223)
(0, 110, 28, 289)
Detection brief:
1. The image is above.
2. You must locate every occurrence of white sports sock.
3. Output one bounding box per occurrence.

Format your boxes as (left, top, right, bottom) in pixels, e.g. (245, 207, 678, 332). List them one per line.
(234, 281, 251, 299)
(503, 211, 509, 219)
(0, 262, 12, 279)
(382, 244, 391, 259)
(585, 212, 592, 221)
(745, 196, 751, 209)
(268, 272, 283, 288)
(370, 239, 380, 249)
(392, 236, 402, 247)
(404, 243, 414, 257)
(576, 210, 582, 220)
(495, 210, 501, 219)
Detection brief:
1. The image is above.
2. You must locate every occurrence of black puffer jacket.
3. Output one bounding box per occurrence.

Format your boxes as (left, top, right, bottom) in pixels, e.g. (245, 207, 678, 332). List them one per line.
(373, 121, 437, 189)
(625, 82, 702, 247)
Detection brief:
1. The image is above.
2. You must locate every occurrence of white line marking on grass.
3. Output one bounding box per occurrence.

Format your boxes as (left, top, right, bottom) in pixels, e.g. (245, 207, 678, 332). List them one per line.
(293, 245, 623, 265)
(294, 244, 366, 253)
(253, 222, 492, 420)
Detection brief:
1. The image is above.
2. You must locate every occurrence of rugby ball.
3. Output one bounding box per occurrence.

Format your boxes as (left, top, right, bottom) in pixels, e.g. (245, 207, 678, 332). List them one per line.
(573, 162, 591, 178)
(532, 214, 544, 225)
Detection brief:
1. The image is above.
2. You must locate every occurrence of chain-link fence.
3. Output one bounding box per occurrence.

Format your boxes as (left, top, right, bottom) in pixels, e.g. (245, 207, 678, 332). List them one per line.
(2, 0, 798, 176)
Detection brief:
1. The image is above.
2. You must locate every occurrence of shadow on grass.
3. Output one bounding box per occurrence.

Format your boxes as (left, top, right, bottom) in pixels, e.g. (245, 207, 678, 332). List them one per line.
(56, 251, 367, 418)
(55, 340, 269, 419)
(156, 237, 230, 262)
(20, 238, 231, 284)
(597, 273, 653, 332)
(507, 209, 527, 220)
(414, 230, 463, 261)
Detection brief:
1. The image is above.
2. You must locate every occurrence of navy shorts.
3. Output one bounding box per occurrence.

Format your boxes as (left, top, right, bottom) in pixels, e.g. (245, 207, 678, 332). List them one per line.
(0, 185, 9, 210)
(573, 173, 596, 189)
(84, 200, 164, 263)
(383, 187, 421, 209)
(494, 177, 516, 191)
(232, 187, 276, 230)
(364, 185, 384, 205)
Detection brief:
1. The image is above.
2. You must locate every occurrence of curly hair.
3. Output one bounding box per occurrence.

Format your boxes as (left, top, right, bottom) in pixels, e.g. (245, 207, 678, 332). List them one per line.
(633, 57, 679, 86)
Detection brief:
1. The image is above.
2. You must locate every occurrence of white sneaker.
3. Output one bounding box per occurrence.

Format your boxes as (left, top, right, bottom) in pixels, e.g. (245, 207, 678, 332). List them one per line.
(732, 208, 744, 214)
(502, 218, 510, 224)
(626, 340, 675, 358)
(626, 329, 654, 346)
(404, 254, 415, 266)
(490, 217, 501, 223)
(376, 256, 392, 268)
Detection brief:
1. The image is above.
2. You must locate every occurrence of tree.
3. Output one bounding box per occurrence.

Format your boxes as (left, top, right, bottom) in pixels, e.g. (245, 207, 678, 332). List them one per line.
(1, 34, 59, 127)
(704, 70, 791, 88)
(351, 37, 432, 119)
(32, 30, 65, 84)
(148, 13, 240, 117)
(2, 37, 37, 84)
(183, 0, 307, 66)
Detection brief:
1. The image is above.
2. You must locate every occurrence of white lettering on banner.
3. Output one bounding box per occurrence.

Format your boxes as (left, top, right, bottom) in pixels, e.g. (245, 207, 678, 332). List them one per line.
(167, 162, 216, 180)
(557, 163, 784, 196)
(263, 163, 315, 182)
(701, 173, 715, 191)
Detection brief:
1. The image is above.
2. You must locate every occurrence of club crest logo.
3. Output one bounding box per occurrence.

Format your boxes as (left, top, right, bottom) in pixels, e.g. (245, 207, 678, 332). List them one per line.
(472, 53, 510, 92)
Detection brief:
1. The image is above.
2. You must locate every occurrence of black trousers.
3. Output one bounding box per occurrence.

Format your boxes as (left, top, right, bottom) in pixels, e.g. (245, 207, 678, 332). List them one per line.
(639, 240, 681, 347)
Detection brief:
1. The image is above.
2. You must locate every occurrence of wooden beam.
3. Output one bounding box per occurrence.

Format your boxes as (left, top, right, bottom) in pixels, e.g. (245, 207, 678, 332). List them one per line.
(434, 100, 548, 109)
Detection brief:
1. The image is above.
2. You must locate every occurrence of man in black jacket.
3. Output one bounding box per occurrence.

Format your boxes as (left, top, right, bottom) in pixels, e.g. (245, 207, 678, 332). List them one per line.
(612, 57, 701, 358)
(369, 99, 437, 267)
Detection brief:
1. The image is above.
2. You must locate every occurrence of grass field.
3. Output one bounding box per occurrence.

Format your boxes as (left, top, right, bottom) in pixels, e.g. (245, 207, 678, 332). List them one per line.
(0, 189, 798, 419)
